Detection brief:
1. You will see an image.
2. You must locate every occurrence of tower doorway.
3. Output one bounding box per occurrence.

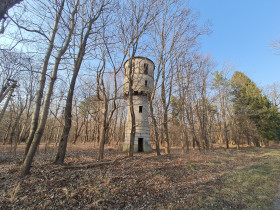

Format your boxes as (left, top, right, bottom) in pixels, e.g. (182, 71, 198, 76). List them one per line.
(138, 138, 144, 152)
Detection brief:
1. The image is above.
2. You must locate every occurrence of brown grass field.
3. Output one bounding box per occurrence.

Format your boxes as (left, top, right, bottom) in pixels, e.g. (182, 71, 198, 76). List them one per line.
(1, 143, 280, 209)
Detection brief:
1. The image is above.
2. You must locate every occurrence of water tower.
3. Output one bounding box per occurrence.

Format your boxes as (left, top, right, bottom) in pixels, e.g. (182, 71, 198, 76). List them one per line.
(123, 57, 154, 152)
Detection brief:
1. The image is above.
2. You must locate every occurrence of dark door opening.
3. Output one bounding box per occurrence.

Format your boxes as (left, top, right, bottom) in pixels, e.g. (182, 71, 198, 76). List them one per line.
(139, 106, 143, 113)
(138, 138, 144, 152)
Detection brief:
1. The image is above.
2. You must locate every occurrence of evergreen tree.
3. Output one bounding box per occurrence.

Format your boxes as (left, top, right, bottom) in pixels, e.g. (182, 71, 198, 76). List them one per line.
(231, 71, 280, 146)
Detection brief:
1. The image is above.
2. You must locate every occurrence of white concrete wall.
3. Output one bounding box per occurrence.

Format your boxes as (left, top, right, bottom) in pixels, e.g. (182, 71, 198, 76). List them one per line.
(123, 57, 154, 152)
(123, 57, 154, 95)
(124, 95, 151, 151)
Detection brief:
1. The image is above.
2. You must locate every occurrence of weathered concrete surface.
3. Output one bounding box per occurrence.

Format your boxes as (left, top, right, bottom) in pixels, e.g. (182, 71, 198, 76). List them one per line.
(122, 142, 152, 153)
(123, 57, 154, 153)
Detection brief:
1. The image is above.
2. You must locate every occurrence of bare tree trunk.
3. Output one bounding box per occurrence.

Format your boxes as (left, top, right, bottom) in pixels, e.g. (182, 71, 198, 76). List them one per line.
(128, 60, 136, 157)
(186, 92, 200, 150)
(22, 0, 66, 163)
(195, 72, 210, 151)
(72, 99, 85, 144)
(0, 82, 16, 123)
(3, 122, 12, 145)
(117, 107, 124, 145)
(54, 1, 105, 163)
(224, 121, 229, 149)
(19, 0, 78, 176)
(111, 107, 118, 146)
(161, 66, 172, 155)
(177, 67, 189, 153)
(9, 101, 26, 155)
(149, 101, 160, 155)
(97, 99, 108, 160)
(163, 105, 170, 154)
(213, 70, 232, 149)
(183, 124, 189, 151)
(84, 118, 89, 143)
(0, 82, 16, 103)
(54, 69, 78, 164)
(196, 98, 209, 150)
(219, 86, 229, 149)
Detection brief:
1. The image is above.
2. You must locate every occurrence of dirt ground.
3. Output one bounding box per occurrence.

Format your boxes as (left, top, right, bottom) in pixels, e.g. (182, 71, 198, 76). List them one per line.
(0, 143, 279, 209)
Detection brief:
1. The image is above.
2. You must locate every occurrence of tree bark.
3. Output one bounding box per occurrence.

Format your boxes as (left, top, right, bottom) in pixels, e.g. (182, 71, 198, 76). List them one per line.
(54, 1, 104, 163)
(0, 82, 16, 123)
(128, 60, 136, 157)
(22, 0, 66, 163)
(97, 100, 108, 160)
(161, 67, 171, 155)
(19, 0, 78, 175)
(149, 100, 160, 155)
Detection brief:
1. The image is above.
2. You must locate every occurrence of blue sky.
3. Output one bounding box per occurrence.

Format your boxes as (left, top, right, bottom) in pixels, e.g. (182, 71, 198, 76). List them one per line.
(189, 0, 280, 87)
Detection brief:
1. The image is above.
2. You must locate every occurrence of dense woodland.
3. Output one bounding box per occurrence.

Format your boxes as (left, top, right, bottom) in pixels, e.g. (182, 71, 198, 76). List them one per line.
(0, 0, 280, 177)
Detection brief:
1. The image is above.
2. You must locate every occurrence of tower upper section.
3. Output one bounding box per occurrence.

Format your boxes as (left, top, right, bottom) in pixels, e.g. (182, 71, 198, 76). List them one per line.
(123, 57, 155, 98)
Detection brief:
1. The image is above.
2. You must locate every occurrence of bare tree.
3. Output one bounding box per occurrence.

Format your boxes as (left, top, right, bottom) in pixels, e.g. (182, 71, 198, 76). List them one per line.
(148, 64, 161, 155)
(192, 55, 214, 150)
(0, 49, 31, 103)
(181, 58, 201, 150)
(213, 63, 234, 149)
(0, 49, 35, 144)
(0, 80, 17, 104)
(71, 99, 85, 144)
(19, 0, 79, 176)
(150, 0, 208, 154)
(8, 91, 28, 154)
(54, 0, 109, 164)
(95, 41, 122, 160)
(175, 58, 189, 152)
(264, 82, 280, 109)
(22, 0, 66, 163)
(0, 81, 17, 123)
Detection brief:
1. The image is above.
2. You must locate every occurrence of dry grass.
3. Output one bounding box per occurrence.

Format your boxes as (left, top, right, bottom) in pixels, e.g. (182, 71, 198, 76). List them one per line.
(0, 143, 280, 209)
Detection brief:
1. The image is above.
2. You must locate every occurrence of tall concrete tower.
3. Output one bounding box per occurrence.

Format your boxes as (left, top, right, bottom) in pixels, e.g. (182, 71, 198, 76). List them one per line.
(123, 57, 154, 152)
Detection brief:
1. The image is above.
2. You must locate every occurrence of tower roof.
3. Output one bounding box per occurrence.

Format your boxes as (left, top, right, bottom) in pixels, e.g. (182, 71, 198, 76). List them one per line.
(124, 56, 155, 69)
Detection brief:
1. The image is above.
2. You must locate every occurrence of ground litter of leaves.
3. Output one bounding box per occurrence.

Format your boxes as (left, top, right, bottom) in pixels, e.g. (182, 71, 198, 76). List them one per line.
(0, 144, 275, 209)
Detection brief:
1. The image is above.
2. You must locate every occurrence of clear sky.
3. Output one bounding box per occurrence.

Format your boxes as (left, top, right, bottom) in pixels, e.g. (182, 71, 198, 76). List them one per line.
(189, 0, 280, 87)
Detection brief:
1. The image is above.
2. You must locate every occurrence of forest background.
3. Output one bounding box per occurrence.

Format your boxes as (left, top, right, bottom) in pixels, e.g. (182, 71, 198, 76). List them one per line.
(0, 0, 280, 176)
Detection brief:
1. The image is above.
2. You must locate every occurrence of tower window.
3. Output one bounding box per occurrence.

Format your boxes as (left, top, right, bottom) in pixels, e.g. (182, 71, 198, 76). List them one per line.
(145, 80, 148, 86)
(139, 106, 143, 113)
(144, 63, 148, 74)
